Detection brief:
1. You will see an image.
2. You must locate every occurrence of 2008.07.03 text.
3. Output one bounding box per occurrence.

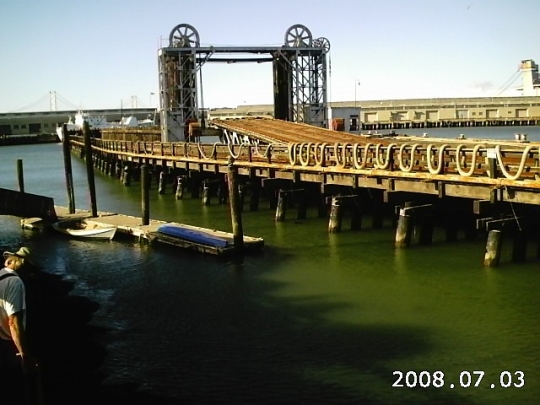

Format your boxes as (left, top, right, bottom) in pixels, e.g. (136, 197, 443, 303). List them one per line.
(392, 370, 525, 389)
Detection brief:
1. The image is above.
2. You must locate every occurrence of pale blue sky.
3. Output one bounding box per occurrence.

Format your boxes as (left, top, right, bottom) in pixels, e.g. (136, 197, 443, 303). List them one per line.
(0, 0, 538, 112)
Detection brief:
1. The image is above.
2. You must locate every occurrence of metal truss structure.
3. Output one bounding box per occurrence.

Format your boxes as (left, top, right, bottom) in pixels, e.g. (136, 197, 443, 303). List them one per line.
(158, 23, 330, 142)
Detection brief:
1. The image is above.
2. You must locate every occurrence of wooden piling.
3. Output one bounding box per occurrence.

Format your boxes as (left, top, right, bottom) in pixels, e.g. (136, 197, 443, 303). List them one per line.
(122, 164, 131, 186)
(83, 121, 97, 217)
(227, 159, 244, 252)
(16, 159, 24, 193)
(275, 190, 286, 222)
(158, 170, 166, 194)
(61, 124, 75, 214)
(328, 197, 343, 233)
(395, 211, 412, 248)
(202, 181, 210, 206)
(141, 164, 150, 226)
(175, 176, 185, 200)
(484, 229, 503, 267)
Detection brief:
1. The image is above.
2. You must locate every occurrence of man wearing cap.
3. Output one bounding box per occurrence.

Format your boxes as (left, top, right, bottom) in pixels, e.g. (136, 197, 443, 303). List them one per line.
(0, 247, 39, 404)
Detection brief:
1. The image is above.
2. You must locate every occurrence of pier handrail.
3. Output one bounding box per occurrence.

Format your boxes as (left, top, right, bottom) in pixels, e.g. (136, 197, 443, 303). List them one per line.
(70, 136, 540, 186)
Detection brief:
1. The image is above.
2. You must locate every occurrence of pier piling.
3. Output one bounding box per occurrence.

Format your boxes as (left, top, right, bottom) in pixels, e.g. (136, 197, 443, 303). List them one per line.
(83, 121, 97, 217)
(141, 164, 150, 226)
(227, 159, 244, 252)
(16, 159, 24, 193)
(328, 197, 343, 233)
(395, 211, 412, 248)
(484, 229, 503, 267)
(61, 124, 75, 214)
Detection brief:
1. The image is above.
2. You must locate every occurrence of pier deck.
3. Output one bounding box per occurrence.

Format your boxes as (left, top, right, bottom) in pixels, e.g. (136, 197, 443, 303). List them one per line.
(74, 118, 540, 205)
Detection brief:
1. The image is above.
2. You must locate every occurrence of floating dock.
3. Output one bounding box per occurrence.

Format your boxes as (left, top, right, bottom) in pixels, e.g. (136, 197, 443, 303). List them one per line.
(21, 206, 264, 256)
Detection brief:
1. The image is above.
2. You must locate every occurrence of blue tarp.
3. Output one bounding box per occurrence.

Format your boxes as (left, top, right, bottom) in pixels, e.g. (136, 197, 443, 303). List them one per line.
(157, 225, 229, 248)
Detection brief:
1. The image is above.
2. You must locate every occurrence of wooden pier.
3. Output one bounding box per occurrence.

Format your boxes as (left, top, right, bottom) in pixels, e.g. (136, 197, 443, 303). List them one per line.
(64, 117, 540, 266)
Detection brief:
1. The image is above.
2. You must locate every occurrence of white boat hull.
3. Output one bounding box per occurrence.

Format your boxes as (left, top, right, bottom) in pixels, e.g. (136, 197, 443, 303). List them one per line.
(52, 219, 117, 240)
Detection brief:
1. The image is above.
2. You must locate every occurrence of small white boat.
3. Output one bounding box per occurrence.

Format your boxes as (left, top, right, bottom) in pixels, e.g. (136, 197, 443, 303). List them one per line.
(52, 218, 117, 240)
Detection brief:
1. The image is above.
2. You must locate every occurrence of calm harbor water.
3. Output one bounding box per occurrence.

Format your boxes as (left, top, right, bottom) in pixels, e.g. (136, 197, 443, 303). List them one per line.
(1, 126, 539, 404)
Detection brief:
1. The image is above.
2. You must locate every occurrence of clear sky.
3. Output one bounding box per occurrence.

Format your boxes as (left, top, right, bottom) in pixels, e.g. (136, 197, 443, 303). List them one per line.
(1, 0, 538, 113)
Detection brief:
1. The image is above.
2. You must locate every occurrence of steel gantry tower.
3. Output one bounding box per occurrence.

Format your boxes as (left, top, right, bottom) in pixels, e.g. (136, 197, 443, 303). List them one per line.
(158, 23, 330, 142)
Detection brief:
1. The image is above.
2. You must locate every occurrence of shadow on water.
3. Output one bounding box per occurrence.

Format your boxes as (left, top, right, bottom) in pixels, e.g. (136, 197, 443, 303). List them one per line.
(18, 244, 480, 405)
(23, 268, 179, 405)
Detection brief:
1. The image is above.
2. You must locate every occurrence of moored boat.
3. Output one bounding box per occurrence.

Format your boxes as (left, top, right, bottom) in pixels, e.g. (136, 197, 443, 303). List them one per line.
(52, 218, 117, 240)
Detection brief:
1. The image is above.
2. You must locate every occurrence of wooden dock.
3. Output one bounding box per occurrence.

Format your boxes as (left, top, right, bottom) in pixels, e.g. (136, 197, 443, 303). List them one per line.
(21, 206, 264, 256)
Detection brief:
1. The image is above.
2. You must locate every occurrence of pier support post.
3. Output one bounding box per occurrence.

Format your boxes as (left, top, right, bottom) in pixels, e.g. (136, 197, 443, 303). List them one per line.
(275, 190, 287, 222)
(202, 181, 211, 206)
(61, 124, 75, 214)
(158, 170, 166, 194)
(141, 164, 150, 226)
(16, 159, 25, 194)
(83, 121, 98, 217)
(484, 230, 503, 267)
(328, 197, 343, 233)
(122, 164, 131, 186)
(175, 176, 185, 200)
(395, 211, 412, 248)
(227, 159, 244, 252)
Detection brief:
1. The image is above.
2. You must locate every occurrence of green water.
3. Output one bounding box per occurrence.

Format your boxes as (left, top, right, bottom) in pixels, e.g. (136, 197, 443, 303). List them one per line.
(0, 143, 539, 404)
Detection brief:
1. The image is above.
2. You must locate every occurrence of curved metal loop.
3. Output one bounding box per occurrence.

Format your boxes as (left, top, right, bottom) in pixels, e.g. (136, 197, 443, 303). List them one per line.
(398, 143, 421, 172)
(288, 143, 298, 165)
(352, 143, 371, 169)
(455, 144, 483, 177)
(426, 143, 450, 175)
(334, 143, 351, 168)
(253, 143, 273, 158)
(374, 143, 397, 170)
(197, 142, 218, 160)
(314, 142, 328, 166)
(227, 143, 245, 159)
(495, 144, 537, 180)
(298, 142, 315, 167)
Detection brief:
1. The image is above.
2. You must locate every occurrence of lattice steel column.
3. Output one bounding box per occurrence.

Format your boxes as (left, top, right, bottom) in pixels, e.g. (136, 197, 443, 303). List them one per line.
(158, 24, 200, 142)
